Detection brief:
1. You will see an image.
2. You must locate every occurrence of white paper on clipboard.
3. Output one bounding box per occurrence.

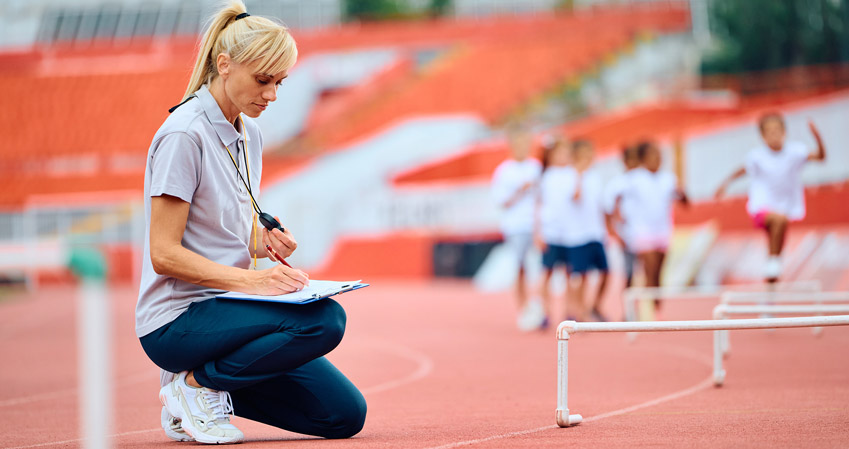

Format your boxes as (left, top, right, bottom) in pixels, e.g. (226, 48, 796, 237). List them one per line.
(216, 280, 368, 304)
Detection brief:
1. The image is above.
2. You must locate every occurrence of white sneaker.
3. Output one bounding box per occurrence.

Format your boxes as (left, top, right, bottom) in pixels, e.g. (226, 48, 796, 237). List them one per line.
(161, 406, 193, 442)
(517, 300, 546, 331)
(764, 256, 782, 280)
(159, 371, 244, 444)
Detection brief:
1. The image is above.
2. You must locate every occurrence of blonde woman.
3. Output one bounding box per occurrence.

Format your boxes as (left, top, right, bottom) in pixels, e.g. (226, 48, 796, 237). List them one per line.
(136, 1, 366, 444)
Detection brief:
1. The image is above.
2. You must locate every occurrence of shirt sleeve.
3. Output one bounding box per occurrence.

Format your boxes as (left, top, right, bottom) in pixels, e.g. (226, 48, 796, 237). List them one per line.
(149, 133, 202, 203)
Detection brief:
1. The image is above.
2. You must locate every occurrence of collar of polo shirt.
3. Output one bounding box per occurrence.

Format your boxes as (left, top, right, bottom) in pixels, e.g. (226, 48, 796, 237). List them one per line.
(196, 84, 251, 147)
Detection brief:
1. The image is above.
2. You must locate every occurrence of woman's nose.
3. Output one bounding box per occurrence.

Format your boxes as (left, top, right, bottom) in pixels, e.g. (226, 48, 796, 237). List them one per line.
(263, 85, 278, 102)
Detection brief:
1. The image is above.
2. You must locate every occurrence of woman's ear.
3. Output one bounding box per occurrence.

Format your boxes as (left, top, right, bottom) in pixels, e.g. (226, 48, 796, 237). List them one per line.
(216, 53, 231, 79)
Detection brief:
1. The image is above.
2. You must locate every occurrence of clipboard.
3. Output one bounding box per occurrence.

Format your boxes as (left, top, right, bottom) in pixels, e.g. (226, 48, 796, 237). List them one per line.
(216, 280, 369, 305)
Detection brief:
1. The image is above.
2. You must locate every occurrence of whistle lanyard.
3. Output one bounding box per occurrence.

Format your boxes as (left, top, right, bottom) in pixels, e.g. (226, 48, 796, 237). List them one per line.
(222, 116, 259, 269)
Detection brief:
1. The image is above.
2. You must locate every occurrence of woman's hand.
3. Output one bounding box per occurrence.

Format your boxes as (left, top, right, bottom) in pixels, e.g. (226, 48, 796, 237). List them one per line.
(262, 216, 297, 260)
(249, 265, 310, 295)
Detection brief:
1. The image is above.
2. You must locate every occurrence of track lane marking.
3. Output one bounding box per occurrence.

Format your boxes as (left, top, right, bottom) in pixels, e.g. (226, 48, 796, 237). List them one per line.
(425, 343, 716, 449)
(7, 339, 434, 448)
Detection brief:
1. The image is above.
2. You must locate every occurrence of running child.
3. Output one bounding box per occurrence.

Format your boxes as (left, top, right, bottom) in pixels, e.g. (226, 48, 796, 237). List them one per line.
(491, 129, 542, 328)
(714, 113, 826, 281)
(621, 140, 689, 312)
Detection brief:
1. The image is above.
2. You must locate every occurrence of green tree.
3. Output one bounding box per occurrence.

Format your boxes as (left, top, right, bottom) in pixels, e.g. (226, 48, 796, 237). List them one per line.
(702, 0, 849, 74)
(344, 0, 408, 21)
(428, 0, 451, 17)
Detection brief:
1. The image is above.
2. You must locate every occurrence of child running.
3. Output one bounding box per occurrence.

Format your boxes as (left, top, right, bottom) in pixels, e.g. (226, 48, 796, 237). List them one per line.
(620, 140, 688, 313)
(561, 139, 610, 322)
(535, 137, 573, 327)
(491, 129, 542, 328)
(714, 113, 826, 281)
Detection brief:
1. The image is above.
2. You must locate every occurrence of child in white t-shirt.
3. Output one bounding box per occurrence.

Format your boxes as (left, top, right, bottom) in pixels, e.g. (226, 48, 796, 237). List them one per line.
(620, 141, 689, 310)
(604, 145, 640, 288)
(715, 113, 826, 281)
(562, 139, 609, 322)
(492, 129, 542, 321)
(535, 137, 573, 328)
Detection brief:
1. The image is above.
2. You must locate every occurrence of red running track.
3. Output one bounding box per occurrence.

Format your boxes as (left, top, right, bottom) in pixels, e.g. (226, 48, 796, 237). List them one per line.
(1, 280, 847, 448)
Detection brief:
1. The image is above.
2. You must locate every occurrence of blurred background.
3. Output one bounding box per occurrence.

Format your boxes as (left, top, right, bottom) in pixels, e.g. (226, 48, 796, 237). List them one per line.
(1, 0, 848, 293)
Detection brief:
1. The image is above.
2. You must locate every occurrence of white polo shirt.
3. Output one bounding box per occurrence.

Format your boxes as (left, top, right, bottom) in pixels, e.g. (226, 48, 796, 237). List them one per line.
(135, 84, 263, 338)
(745, 141, 808, 220)
(491, 158, 541, 235)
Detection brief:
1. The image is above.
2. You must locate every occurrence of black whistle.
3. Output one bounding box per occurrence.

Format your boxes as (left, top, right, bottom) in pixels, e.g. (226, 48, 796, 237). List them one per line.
(259, 212, 285, 233)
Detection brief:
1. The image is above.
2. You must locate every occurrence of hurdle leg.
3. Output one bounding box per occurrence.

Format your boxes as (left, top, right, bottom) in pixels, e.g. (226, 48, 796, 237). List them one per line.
(712, 327, 726, 386)
(556, 334, 583, 427)
(624, 292, 637, 342)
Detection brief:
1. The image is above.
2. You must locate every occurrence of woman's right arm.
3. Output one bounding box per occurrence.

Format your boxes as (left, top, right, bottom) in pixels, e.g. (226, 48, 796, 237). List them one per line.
(149, 194, 308, 295)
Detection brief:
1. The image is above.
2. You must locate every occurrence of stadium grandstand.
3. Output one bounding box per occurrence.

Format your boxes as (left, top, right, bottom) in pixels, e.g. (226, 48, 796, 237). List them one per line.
(1, 0, 848, 287)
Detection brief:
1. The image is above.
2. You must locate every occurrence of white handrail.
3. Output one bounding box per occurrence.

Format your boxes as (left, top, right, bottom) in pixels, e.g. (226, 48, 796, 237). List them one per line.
(555, 315, 849, 427)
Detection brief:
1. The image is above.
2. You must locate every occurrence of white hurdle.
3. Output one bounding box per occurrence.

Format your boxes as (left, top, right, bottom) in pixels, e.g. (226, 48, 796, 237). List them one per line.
(555, 315, 849, 427)
(717, 291, 849, 352)
(623, 281, 821, 323)
(711, 302, 849, 385)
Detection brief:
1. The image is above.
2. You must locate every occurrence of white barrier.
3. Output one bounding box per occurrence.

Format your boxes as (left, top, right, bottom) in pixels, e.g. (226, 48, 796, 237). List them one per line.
(711, 302, 849, 385)
(555, 315, 849, 427)
(718, 291, 849, 348)
(623, 281, 822, 323)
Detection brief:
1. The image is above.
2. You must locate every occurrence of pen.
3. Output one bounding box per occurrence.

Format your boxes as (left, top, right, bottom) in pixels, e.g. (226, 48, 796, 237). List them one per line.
(266, 244, 293, 269)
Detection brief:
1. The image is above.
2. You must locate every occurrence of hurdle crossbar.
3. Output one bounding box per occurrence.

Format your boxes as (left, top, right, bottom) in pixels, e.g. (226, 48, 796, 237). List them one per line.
(720, 291, 849, 304)
(718, 291, 849, 351)
(623, 281, 821, 323)
(712, 303, 849, 377)
(555, 315, 849, 427)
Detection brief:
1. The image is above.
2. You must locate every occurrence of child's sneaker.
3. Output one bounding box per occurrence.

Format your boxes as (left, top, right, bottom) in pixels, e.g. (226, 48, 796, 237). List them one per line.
(159, 371, 244, 444)
(161, 406, 193, 442)
(764, 256, 782, 280)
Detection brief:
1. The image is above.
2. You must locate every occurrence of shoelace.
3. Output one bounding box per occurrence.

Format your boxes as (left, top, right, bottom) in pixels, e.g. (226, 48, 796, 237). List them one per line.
(201, 389, 235, 427)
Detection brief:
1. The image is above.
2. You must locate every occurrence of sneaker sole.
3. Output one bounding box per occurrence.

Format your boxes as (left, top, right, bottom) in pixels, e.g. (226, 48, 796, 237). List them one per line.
(160, 406, 193, 442)
(160, 385, 243, 445)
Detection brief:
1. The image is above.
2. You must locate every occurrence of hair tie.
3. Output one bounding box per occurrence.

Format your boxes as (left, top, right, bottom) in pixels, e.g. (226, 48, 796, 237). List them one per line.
(235, 12, 250, 20)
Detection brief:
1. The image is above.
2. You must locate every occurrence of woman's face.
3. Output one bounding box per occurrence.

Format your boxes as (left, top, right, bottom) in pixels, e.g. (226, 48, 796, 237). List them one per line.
(221, 56, 288, 118)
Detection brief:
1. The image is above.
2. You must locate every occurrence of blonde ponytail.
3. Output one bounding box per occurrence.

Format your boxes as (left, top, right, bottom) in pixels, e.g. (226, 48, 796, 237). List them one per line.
(182, 0, 298, 101)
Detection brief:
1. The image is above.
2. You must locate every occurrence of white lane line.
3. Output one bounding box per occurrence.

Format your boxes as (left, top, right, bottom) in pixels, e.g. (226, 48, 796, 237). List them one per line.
(0, 370, 157, 407)
(425, 376, 715, 449)
(425, 343, 716, 449)
(7, 428, 159, 449)
(8, 339, 434, 448)
(359, 339, 434, 395)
